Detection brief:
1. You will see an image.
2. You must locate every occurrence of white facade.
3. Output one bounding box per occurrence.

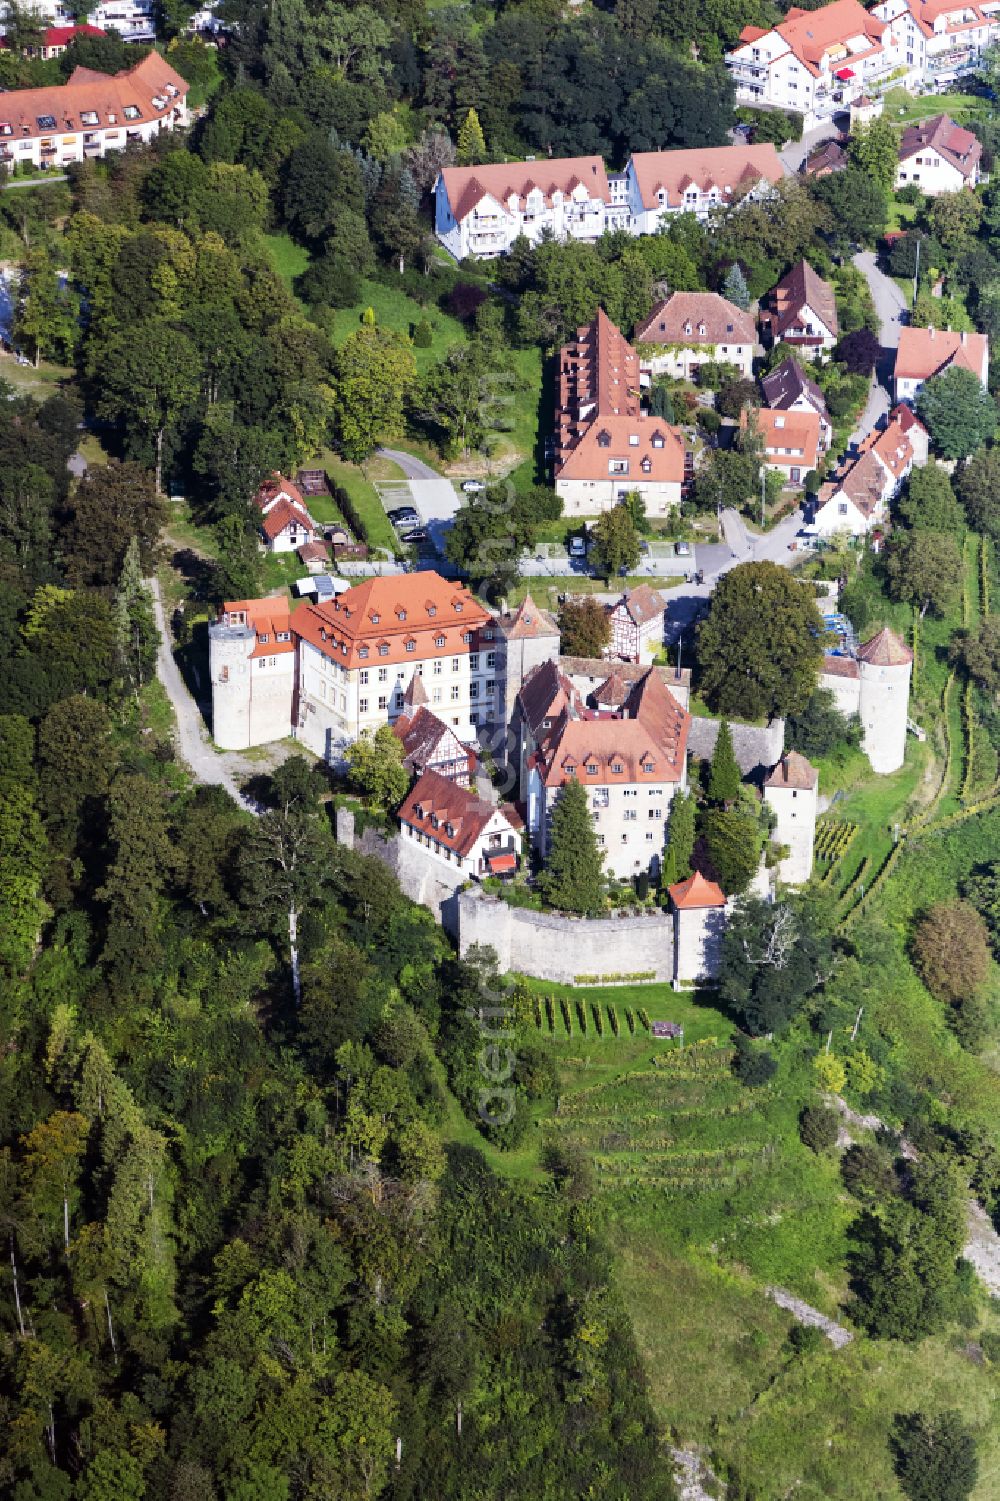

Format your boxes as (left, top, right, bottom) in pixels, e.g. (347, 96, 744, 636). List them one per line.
(526, 770, 685, 881)
(874, 0, 999, 87)
(859, 656, 911, 773)
(641, 339, 754, 381)
(209, 621, 295, 751)
(896, 145, 977, 194)
(764, 781, 817, 886)
(555, 474, 682, 518)
(434, 175, 610, 260)
(813, 488, 884, 538)
(0, 0, 156, 39)
(400, 806, 520, 879)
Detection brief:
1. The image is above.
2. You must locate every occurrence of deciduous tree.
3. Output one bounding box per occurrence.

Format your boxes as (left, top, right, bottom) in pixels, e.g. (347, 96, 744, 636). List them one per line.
(897, 462, 964, 533)
(916, 365, 997, 459)
(697, 561, 824, 719)
(558, 595, 610, 658)
(590, 504, 641, 582)
(346, 724, 411, 813)
(63, 461, 165, 589)
(911, 900, 990, 1006)
(884, 529, 963, 617)
(333, 325, 416, 463)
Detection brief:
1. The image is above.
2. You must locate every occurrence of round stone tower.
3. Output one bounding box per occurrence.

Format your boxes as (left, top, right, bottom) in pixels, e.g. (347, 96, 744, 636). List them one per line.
(857, 626, 913, 775)
(209, 616, 256, 750)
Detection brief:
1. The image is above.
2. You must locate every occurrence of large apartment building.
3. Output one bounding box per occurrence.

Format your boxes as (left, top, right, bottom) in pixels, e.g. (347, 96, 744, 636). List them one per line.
(554, 308, 686, 517)
(210, 573, 498, 760)
(0, 0, 156, 42)
(726, 0, 911, 123)
(433, 143, 783, 257)
(0, 53, 187, 170)
(874, 0, 1000, 88)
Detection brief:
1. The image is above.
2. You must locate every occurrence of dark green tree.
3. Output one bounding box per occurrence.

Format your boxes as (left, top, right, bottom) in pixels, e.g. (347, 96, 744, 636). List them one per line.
(784, 688, 861, 759)
(719, 898, 832, 1033)
(897, 463, 964, 533)
(707, 720, 741, 805)
(63, 461, 165, 589)
(558, 596, 610, 658)
(702, 805, 763, 895)
(661, 789, 696, 886)
(539, 777, 605, 914)
(893, 1411, 978, 1501)
(590, 504, 642, 582)
(697, 561, 824, 719)
(917, 366, 997, 459)
(884, 530, 963, 618)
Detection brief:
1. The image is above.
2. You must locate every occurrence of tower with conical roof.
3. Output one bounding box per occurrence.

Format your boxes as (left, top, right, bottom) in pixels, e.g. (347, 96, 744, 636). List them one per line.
(857, 626, 912, 774)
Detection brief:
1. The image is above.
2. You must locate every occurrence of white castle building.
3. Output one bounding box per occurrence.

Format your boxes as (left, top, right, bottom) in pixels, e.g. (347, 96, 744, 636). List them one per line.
(764, 751, 819, 886)
(820, 626, 913, 774)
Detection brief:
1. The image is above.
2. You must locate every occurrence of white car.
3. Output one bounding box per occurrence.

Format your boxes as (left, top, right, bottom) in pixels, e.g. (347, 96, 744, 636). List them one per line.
(568, 537, 588, 558)
(461, 479, 485, 494)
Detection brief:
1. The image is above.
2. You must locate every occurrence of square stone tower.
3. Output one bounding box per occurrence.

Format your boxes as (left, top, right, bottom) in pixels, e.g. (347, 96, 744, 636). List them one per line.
(764, 750, 818, 886)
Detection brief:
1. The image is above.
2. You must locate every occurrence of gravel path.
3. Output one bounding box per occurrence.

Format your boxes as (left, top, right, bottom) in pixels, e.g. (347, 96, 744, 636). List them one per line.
(671, 1447, 721, 1501)
(964, 1201, 1000, 1297)
(766, 1286, 854, 1348)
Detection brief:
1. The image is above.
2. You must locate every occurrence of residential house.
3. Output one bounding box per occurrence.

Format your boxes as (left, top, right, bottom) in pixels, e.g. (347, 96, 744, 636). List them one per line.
(514, 657, 583, 790)
(762, 260, 839, 356)
(761, 356, 833, 449)
(434, 157, 612, 259)
(399, 769, 523, 879)
(292, 573, 492, 761)
(255, 474, 316, 554)
(725, 0, 911, 125)
(2, 0, 156, 42)
(633, 292, 756, 379)
(393, 699, 475, 786)
(896, 113, 982, 192)
(802, 138, 847, 177)
(894, 325, 989, 401)
(750, 406, 823, 486)
(554, 308, 686, 517)
(0, 22, 105, 58)
(874, 0, 1000, 89)
(0, 52, 186, 170)
(812, 405, 924, 535)
(526, 667, 690, 879)
(297, 540, 332, 574)
(608, 584, 667, 662)
(623, 144, 784, 232)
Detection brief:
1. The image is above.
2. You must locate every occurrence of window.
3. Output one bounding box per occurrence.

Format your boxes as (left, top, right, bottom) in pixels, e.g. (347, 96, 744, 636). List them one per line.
(483, 628, 494, 640)
(470, 682, 480, 699)
(80, 110, 98, 126)
(623, 788, 637, 798)
(629, 434, 639, 447)
(486, 680, 495, 694)
(122, 105, 142, 121)
(371, 613, 380, 623)
(611, 762, 623, 774)
(462, 632, 472, 643)
(451, 685, 460, 701)
(597, 834, 605, 845)
(427, 605, 436, 617)
(259, 633, 269, 643)
(378, 667, 388, 682)
(433, 661, 443, 676)
(593, 788, 609, 808)
(609, 459, 629, 475)
(360, 669, 369, 685)
(433, 688, 442, 704)
(470, 653, 480, 671)
(36, 114, 56, 129)
(406, 640, 415, 652)
(395, 692, 404, 708)
(641, 761, 654, 773)
(276, 632, 290, 642)
(453, 601, 464, 613)
(624, 809, 637, 821)
(378, 644, 389, 656)
(358, 647, 369, 658)
(360, 697, 368, 713)
(451, 657, 460, 672)
(648, 807, 662, 819)
(397, 609, 407, 621)
(435, 635, 446, 648)
(646, 832, 655, 841)
(378, 695, 388, 710)
(586, 762, 598, 774)
(486, 651, 496, 669)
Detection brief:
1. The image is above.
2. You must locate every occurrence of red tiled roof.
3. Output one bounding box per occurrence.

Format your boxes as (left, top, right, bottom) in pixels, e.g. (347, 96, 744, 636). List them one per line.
(772, 0, 886, 77)
(399, 768, 518, 857)
(393, 706, 466, 772)
(633, 292, 755, 347)
(440, 156, 611, 221)
(857, 626, 913, 666)
(765, 750, 818, 790)
(895, 326, 988, 382)
(261, 496, 314, 540)
(669, 870, 726, 909)
(628, 144, 783, 210)
(220, 597, 295, 658)
(752, 406, 822, 469)
(256, 472, 306, 510)
(822, 654, 860, 679)
(517, 658, 581, 736)
(293, 572, 491, 672)
(499, 591, 559, 641)
(617, 584, 666, 628)
(537, 668, 689, 788)
(297, 539, 330, 563)
(0, 51, 186, 141)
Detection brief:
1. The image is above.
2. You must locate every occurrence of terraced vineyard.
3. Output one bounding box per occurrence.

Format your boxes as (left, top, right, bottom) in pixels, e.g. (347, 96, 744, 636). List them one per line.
(548, 1048, 779, 1196)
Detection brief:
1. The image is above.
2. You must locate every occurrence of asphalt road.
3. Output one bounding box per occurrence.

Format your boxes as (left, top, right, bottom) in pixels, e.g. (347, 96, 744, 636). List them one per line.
(852, 250, 908, 351)
(376, 446, 462, 545)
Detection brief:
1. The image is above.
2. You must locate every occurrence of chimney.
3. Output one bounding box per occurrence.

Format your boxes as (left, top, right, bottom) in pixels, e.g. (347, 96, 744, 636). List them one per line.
(961, 330, 967, 344)
(929, 327, 935, 339)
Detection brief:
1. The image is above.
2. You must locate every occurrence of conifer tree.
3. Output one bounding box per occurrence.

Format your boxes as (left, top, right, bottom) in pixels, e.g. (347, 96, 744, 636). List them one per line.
(708, 720, 741, 805)
(539, 777, 604, 914)
(723, 263, 750, 311)
(113, 537, 157, 699)
(457, 108, 486, 166)
(661, 790, 696, 887)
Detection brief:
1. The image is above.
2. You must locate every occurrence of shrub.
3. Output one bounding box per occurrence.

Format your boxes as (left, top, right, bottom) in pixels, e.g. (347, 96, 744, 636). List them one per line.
(576, 999, 588, 1034)
(412, 318, 433, 348)
(799, 1104, 839, 1153)
(608, 1004, 620, 1036)
(545, 995, 555, 1032)
(732, 1035, 778, 1087)
(813, 1051, 846, 1094)
(624, 1007, 636, 1035)
(788, 1323, 825, 1355)
(911, 901, 990, 1006)
(697, 408, 722, 435)
(445, 281, 488, 322)
(638, 1007, 651, 1032)
(592, 1002, 604, 1036)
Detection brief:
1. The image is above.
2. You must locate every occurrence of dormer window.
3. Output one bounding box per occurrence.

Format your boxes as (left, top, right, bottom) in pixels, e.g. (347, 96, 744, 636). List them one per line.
(652, 433, 664, 449)
(612, 762, 623, 774)
(586, 762, 598, 774)
(698, 323, 706, 336)
(597, 429, 611, 447)
(445, 822, 455, 837)
(341, 643, 347, 656)
(641, 457, 652, 473)
(453, 601, 463, 612)
(642, 760, 655, 773)
(122, 105, 142, 121)
(358, 647, 369, 659)
(405, 639, 415, 652)
(259, 633, 269, 643)
(435, 635, 446, 647)
(431, 814, 439, 829)
(629, 434, 639, 446)
(414, 804, 423, 819)
(774, 416, 786, 429)
(80, 111, 98, 126)
(683, 322, 693, 335)
(379, 644, 389, 657)
(370, 612, 380, 623)
(427, 605, 436, 617)
(397, 609, 407, 621)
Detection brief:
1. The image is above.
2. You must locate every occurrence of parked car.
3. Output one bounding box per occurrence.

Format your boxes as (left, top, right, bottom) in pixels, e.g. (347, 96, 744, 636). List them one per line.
(400, 527, 429, 545)
(461, 479, 485, 494)
(674, 541, 691, 557)
(388, 507, 420, 524)
(568, 536, 588, 558)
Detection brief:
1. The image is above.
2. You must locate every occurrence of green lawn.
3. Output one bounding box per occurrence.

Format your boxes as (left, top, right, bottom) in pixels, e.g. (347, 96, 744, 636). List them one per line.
(507, 574, 684, 610)
(262, 232, 310, 297)
(317, 450, 398, 556)
(326, 278, 467, 375)
(883, 86, 992, 124)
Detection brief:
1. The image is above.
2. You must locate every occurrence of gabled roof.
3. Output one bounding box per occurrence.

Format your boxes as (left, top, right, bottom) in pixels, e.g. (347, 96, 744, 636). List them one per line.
(556, 413, 686, 485)
(822, 653, 860, 679)
(633, 292, 755, 347)
(517, 658, 581, 736)
(768, 260, 838, 340)
(895, 0, 996, 41)
(803, 140, 847, 177)
(628, 144, 784, 210)
(393, 706, 465, 771)
(592, 669, 630, 707)
(499, 591, 559, 641)
(761, 356, 829, 417)
(536, 667, 689, 789)
(898, 114, 981, 178)
(402, 672, 429, 708)
(669, 870, 726, 910)
(765, 750, 818, 790)
(834, 448, 890, 516)
(895, 326, 989, 383)
(772, 0, 886, 77)
(752, 406, 822, 469)
(260, 495, 314, 540)
(219, 597, 295, 658)
(293, 572, 490, 671)
(440, 156, 611, 221)
(0, 51, 187, 141)
(616, 583, 666, 628)
(857, 626, 913, 666)
(256, 472, 305, 511)
(399, 768, 518, 857)
(297, 539, 331, 564)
